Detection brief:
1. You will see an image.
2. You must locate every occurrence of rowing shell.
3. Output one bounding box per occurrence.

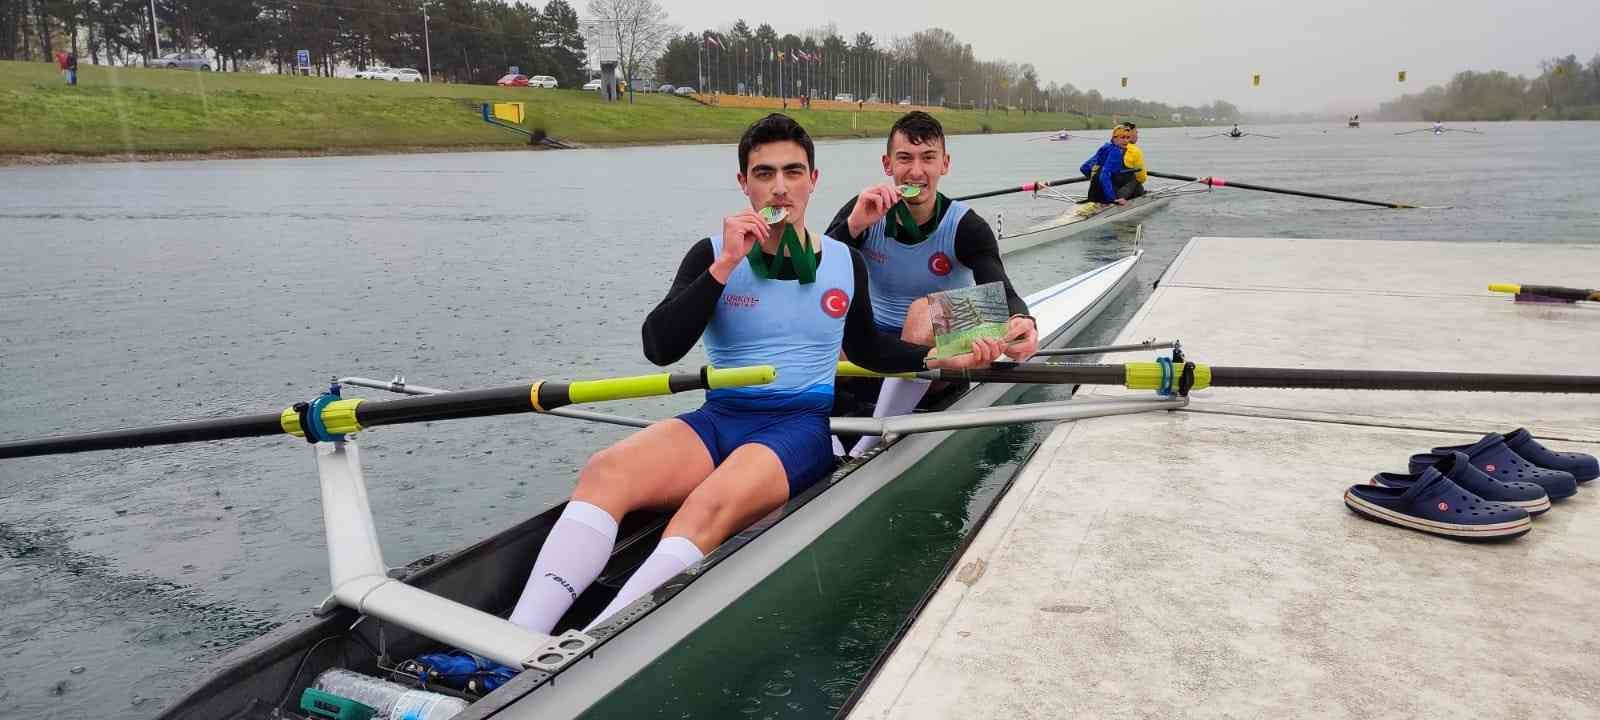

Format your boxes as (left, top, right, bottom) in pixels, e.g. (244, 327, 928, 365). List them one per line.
(154, 251, 1145, 720)
(998, 189, 1176, 255)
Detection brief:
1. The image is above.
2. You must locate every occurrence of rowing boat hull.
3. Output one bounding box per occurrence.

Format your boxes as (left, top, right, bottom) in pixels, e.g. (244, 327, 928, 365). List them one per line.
(998, 193, 1172, 255)
(155, 251, 1144, 720)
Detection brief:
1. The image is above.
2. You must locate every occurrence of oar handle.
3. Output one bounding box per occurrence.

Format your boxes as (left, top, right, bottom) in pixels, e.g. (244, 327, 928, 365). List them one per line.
(0, 365, 776, 459)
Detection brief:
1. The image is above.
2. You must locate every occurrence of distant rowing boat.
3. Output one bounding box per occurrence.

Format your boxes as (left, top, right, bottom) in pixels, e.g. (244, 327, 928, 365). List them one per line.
(997, 180, 1211, 254)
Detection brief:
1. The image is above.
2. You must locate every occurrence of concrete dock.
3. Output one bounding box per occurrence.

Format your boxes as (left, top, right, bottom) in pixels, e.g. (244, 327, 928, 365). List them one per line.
(847, 237, 1600, 719)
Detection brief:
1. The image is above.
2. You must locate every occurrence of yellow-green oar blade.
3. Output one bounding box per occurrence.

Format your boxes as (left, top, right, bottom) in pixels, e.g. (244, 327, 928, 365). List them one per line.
(1489, 283, 1599, 302)
(0, 365, 775, 459)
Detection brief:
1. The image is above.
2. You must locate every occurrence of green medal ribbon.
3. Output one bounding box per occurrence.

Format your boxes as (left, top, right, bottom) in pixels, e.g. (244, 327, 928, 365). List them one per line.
(888, 194, 943, 244)
(744, 224, 817, 284)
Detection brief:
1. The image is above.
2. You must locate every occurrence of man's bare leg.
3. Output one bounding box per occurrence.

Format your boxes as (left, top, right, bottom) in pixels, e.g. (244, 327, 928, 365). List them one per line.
(850, 298, 935, 456)
(586, 443, 790, 629)
(509, 419, 715, 634)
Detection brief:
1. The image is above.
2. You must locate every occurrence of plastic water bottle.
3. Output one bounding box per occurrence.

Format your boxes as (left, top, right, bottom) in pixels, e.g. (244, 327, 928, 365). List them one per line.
(314, 668, 469, 720)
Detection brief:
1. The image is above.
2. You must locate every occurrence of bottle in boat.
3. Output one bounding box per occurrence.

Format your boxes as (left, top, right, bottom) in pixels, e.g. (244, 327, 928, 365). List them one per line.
(312, 668, 468, 719)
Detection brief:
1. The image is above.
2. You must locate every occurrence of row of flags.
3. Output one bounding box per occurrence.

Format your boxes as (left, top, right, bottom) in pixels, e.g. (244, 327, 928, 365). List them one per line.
(1110, 71, 1411, 89)
(702, 34, 828, 64)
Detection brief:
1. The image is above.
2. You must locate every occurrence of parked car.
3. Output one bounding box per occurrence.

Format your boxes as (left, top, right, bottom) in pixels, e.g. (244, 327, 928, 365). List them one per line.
(656, 83, 675, 94)
(353, 66, 392, 79)
(833, 93, 854, 102)
(581, 78, 602, 91)
(673, 86, 695, 96)
(153, 52, 211, 71)
(497, 74, 530, 87)
(898, 97, 912, 106)
(528, 75, 558, 89)
(390, 68, 423, 82)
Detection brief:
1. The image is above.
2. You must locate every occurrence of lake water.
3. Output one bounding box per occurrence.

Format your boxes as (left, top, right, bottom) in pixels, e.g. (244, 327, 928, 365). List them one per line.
(2, 120, 1597, 719)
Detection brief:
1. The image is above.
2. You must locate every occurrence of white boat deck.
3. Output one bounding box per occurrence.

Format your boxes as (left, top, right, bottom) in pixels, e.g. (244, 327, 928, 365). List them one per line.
(846, 237, 1600, 719)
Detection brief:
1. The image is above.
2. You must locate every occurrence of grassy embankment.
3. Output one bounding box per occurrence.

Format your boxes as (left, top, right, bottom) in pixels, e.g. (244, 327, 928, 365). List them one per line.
(0, 59, 1161, 159)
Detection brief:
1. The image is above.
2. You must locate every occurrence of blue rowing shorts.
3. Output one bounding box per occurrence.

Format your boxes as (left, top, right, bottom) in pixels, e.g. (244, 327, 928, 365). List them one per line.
(676, 393, 836, 497)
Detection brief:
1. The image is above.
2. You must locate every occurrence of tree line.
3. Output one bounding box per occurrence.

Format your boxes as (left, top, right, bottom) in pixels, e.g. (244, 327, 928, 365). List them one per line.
(1377, 54, 1600, 121)
(3, 0, 1243, 121)
(1, 0, 589, 86)
(654, 23, 1240, 121)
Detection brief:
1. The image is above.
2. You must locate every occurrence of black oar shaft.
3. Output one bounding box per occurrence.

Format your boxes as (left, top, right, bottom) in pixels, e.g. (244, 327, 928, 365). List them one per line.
(1520, 284, 1600, 302)
(0, 413, 288, 459)
(0, 368, 770, 460)
(1148, 171, 1412, 209)
(953, 176, 1088, 202)
(1205, 367, 1600, 393)
(932, 363, 1600, 394)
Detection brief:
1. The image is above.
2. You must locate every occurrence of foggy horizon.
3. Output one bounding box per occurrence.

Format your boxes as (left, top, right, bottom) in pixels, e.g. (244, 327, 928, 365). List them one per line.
(665, 0, 1598, 114)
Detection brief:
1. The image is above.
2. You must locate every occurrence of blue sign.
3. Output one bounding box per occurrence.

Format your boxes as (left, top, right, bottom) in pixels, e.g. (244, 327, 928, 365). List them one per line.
(295, 49, 310, 69)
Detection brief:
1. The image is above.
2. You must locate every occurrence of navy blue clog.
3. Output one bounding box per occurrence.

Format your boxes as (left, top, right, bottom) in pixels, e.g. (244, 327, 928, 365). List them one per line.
(1345, 470, 1531, 541)
(1503, 428, 1598, 483)
(1376, 451, 1549, 516)
(1410, 434, 1578, 500)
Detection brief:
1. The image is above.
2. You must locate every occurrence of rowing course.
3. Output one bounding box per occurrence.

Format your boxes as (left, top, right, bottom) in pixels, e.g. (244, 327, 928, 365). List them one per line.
(1, 123, 1598, 719)
(845, 237, 1600, 719)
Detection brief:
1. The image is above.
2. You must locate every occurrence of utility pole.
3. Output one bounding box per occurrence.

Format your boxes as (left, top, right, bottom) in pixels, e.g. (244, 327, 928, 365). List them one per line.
(421, 3, 433, 82)
(150, 0, 161, 58)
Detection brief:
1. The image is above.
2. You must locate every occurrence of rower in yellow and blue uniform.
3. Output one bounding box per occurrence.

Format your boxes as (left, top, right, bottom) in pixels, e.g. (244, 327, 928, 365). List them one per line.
(1080, 125, 1143, 205)
(1118, 122, 1147, 198)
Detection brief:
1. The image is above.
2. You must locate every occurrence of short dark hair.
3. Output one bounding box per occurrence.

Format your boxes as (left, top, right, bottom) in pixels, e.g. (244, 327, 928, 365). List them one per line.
(738, 114, 815, 173)
(888, 111, 945, 152)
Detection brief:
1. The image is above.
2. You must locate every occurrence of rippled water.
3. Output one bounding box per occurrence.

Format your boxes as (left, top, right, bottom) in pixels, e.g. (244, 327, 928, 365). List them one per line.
(2, 120, 1597, 719)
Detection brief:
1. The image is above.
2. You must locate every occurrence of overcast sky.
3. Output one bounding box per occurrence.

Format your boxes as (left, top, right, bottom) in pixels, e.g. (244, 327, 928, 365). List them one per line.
(660, 0, 1599, 114)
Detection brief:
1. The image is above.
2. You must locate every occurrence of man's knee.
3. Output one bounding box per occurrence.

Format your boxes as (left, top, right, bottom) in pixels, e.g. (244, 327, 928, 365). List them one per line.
(573, 445, 636, 504)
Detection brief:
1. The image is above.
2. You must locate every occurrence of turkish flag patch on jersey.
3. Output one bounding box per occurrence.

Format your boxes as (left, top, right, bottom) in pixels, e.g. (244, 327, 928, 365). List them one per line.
(928, 252, 953, 277)
(820, 288, 850, 318)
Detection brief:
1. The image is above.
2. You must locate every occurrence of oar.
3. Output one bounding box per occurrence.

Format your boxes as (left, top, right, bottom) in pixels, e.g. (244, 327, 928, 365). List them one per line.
(1147, 171, 1437, 209)
(1246, 133, 1280, 139)
(1489, 283, 1600, 302)
(1394, 128, 1432, 136)
(342, 376, 1178, 435)
(952, 176, 1090, 202)
(0, 365, 775, 459)
(839, 361, 1600, 394)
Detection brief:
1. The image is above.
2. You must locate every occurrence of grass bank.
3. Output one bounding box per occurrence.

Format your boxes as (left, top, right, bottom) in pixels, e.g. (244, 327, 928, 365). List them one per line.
(0, 60, 1165, 161)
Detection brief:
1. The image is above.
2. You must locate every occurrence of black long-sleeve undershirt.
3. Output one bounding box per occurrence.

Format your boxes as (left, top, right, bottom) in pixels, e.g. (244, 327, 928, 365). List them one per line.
(825, 195, 1029, 318)
(641, 238, 929, 373)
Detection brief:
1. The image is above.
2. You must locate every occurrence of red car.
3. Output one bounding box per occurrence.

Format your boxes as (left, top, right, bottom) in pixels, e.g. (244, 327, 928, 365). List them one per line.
(496, 73, 529, 87)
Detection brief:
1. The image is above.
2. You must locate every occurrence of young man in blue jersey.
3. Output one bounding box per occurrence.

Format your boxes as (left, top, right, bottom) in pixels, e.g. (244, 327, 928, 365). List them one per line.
(502, 114, 1004, 638)
(826, 111, 1039, 456)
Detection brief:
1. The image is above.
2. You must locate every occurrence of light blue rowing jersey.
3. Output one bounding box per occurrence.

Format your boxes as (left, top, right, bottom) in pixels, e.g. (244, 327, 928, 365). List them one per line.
(704, 232, 855, 407)
(858, 199, 975, 332)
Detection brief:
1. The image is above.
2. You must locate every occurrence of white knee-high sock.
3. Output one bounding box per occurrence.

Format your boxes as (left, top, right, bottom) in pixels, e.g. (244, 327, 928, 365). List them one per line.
(584, 536, 704, 631)
(508, 500, 618, 635)
(849, 378, 932, 457)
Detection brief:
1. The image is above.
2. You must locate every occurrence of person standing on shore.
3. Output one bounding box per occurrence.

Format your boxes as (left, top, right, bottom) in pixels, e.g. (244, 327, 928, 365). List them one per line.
(67, 51, 79, 86)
